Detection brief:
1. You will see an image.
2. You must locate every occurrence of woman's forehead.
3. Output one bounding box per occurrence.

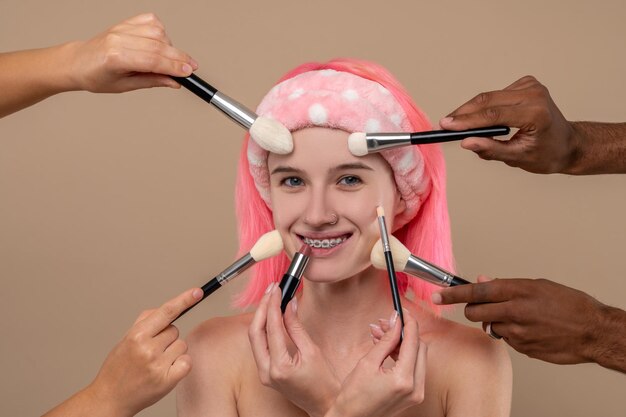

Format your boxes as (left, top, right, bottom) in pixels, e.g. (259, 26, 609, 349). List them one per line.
(267, 127, 388, 173)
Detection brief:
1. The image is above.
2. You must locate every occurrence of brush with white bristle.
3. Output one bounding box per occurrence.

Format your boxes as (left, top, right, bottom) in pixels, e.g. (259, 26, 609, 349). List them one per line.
(174, 230, 284, 321)
(172, 73, 293, 154)
(370, 235, 470, 287)
(348, 126, 510, 156)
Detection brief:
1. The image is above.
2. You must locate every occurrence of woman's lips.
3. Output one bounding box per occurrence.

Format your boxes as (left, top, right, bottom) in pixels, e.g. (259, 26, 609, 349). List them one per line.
(296, 233, 353, 257)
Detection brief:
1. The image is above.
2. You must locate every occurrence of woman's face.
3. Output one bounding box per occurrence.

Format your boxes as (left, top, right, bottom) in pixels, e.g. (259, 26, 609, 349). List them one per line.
(268, 127, 406, 283)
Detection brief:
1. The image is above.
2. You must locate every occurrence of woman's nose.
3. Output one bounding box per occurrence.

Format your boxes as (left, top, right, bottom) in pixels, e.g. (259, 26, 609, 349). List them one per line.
(302, 190, 338, 227)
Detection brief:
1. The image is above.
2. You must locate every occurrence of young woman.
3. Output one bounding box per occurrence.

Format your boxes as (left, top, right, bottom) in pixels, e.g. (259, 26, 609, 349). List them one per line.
(178, 59, 512, 417)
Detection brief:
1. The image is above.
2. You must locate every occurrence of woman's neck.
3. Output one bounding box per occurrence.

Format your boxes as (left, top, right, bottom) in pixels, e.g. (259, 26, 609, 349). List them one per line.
(296, 267, 397, 354)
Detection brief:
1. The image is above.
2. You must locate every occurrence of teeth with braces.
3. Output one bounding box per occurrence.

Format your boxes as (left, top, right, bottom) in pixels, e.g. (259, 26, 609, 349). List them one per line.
(303, 236, 347, 248)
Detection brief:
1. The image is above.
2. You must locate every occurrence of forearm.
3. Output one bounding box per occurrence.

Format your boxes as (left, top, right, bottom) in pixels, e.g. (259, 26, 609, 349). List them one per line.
(587, 305, 626, 373)
(565, 121, 626, 174)
(0, 43, 79, 119)
(41, 383, 131, 417)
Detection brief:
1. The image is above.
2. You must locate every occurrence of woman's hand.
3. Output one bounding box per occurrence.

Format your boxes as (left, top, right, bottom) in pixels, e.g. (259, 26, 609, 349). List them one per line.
(248, 283, 341, 417)
(80, 288, 202, 417)
(67, 13, 198, 93)
(326, 308, 427, 417)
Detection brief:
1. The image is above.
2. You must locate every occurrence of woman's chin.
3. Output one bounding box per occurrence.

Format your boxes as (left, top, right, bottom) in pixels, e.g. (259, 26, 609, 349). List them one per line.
(302, 260, 373, 284)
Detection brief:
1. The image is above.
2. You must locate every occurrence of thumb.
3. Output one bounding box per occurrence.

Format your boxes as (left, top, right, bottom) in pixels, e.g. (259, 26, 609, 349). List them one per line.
(283, 298, 315, 354)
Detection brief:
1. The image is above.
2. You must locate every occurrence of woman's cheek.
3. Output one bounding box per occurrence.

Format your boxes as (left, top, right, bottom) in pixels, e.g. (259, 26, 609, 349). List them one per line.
(270, 190, 307, 228)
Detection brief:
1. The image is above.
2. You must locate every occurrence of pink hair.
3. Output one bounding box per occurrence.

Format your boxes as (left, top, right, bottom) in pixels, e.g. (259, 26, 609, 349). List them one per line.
(234, 58, 454, 313)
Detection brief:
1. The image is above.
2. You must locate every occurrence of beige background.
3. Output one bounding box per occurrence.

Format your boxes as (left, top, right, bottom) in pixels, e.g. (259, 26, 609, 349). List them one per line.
(1, 0, 625, 416)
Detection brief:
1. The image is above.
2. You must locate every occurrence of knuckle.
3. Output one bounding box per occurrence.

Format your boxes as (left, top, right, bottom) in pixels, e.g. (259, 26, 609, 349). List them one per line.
(392, 376, 413, 396)
(520, 75, 538, 85)
(161, 302, 178, 320)
(144, 12, 160, 23)
(473, 92, 491, 106)
(481, 107, 500, 123)
(411, 389, 425, 404)
(268, 365, 287, 382)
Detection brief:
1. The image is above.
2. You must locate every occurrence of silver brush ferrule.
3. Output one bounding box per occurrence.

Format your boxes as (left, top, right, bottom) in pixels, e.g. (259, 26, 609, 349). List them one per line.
(377, 216, 391, 252)
(216, 253, 255, 285)
(405, 254, 455, 287)
(366, 133, 412, 153)
(211, 91, 257, 130)
(286, 252, 310, 278)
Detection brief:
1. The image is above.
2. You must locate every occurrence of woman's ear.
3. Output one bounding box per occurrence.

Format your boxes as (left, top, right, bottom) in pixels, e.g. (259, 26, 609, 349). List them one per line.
(394, 193, 407, 218)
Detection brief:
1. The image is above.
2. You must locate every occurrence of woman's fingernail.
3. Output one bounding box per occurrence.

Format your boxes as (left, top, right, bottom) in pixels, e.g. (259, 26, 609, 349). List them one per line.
(390, 311, 398, 327)
(369, 323, 382, 333)
(182, 63, 193, 74)
(265, 282, 274, 294)
(291, 296, 298, 312)
(431, 292, 443, 305)
(192, 288, 203, 299)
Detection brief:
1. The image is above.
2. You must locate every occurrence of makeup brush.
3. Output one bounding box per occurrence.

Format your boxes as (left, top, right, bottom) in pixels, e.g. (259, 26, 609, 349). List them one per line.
(171, 73, 293, 154)
(376, 206, 404, 336)
(370, 235, 470, 287)
(348, 126, 510, 156)
(278, 243, 311, 313)
(174, 230, 284, 322)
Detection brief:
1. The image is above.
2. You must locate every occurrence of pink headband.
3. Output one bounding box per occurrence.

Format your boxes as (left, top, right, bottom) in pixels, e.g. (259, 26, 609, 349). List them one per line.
(247, 69, 430, 229)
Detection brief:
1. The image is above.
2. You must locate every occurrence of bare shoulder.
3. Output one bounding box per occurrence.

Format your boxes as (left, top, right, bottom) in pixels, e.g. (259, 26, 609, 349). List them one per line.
(186, 312, 253, 357)
(177, 313, 254, 417)
(414, 305, 512, 416)
(430, 315, 509, 368)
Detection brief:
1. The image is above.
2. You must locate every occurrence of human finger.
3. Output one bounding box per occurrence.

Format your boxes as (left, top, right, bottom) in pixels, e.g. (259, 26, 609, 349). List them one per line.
(432, 279, 512, 306)
(153, 324, 180, 351)
(138, 288, 202, 337)
(396, 309, 420, 376)
(369, 323, 385, 341)
(134, 308, 156, 325)
(110, 74, 181, 91)
(111, 23, 173, 46)
(363, 312, 402, 365)
(161, 338, 189, 366)
(464, 301, 511, 323)
(412, 339, 428, 401)
(120, 39, 195, 73)
(444, 89, 529, 120)
(441, 104, 535, 132)
(283, 297, 315, 355)
(248, 283, 274, 374)
(458, 136, 529, 166)
(122, 13, 166, 29)
(165, 353, 193, 386)
(503, 75, 541, 91)
(266, 284, 291, 362)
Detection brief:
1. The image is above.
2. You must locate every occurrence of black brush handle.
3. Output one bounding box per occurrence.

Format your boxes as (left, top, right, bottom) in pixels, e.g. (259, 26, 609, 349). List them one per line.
(171, 73, 218, 105)
(450, 276, 471, 286)
(384, 250, 404, 340)
(410, 126, 510, 144)
(172, 278, 221, 322)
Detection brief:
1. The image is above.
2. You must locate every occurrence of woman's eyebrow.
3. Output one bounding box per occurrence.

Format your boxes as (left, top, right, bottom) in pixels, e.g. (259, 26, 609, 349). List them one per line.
(270, 165, 304, 175)
(332, 162, 375, 172)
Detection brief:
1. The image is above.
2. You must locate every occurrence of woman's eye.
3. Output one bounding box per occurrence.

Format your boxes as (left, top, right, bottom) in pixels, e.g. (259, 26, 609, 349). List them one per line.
(338, 175, 362, 186)
(282, 177, 304, 187)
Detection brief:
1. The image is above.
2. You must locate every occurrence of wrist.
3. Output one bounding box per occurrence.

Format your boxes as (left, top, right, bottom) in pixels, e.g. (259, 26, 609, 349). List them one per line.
(560, 121, 585, 174)
(586, 305, 626, 372)
(84, 380, 133, 417)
